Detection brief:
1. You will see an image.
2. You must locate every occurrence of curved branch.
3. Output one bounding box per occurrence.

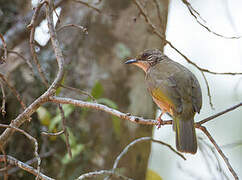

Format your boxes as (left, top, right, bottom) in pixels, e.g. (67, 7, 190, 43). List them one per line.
(76, 170, 133, 180)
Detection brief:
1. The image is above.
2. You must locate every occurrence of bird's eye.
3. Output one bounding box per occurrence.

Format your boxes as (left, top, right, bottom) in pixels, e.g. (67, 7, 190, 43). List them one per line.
(141, 53, 150, 59)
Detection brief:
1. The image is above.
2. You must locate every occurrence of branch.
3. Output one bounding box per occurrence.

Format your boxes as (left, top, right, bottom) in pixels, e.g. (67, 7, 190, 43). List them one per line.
(0, 81, 6, 116)
(0, 73, 27, 110)
(28, 0, 49, 87)
(57, 24, 88, 34)
(0, 33, 7, 64)
(181, 0, 241, 39)
(0, 124, 41, 179)
(196, 102, 242, 125)
(73, 0, 102, 14)
(58, 104, 72, 158)
(49, 96, 159, 125)
(0, 155, 54, 180)
(132, 0, 242, 75)
(197, 126, 238, 180)
(0, 0, 65, 146)
(76, 170, 133, 180)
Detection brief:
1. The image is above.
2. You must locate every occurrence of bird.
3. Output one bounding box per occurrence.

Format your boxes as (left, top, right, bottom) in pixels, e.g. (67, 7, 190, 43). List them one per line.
(125, 49, 202, 154)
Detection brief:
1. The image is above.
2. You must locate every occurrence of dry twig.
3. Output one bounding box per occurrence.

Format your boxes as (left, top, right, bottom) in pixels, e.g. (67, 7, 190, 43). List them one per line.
(181, 0, 241, 39)
(0, 81, 6, 116)
(0, 155, 54, 180)
(196, 126, 238, 180)
(57, 24, 88, 34)
(28, 0, 49, 87)
(0, 73, 27, 110)
(76, 170, 133, 180)
(73, 0, 101, 14)
(0, 33, 7, 64)
(0, 124, 41, 180)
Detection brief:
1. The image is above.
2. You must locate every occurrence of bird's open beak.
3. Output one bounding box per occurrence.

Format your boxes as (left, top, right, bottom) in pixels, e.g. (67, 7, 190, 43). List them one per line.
(124, 59, 137, 64)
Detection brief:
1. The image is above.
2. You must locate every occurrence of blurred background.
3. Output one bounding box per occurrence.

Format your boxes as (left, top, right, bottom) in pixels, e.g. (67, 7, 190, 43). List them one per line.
(0, 0, 241, 179)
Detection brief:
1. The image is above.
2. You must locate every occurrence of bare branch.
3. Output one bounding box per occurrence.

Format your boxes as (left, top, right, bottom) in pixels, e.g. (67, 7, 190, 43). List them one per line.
(58, 104, 72, 158)
(113, 137, 186, 170)
(132, 0, 242, 76)
(0, 33, 7, 64)
(3, 48, 34, 72)
(0, 0, 65, 146)
(0, 81, 6, 116)
(0, 73, 27, 110)
(73, 0, 102, 14)
(0, 145, 8, 180)
(57, 24, 88, 34)
(0, 155, 54, 180)
(49, 96, 159, 125)
(197, 126, 238, 180)
(76, 170, 133, 180)
(28, 0, 49, 87)
(59, 84, 96, 102)
(41, 130, 64, 136)
(201, 71, 214, 109)
(182, 0, 241, 39)
(0, 124, 41, 179)
(197, 102, 242, 125)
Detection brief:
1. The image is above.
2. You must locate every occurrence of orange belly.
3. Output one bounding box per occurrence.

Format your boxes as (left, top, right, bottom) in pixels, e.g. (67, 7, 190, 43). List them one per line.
(152, 97, 174, 116)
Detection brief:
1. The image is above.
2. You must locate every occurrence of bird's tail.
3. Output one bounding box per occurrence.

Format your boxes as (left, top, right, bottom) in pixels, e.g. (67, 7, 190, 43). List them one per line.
(174, 117, 197, 154)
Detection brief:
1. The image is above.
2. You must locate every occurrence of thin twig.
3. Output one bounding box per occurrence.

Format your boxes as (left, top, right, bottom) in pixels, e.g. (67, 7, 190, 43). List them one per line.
(73, 0, 101, 14)
(4, 48, 34, 72)
(201, 71, 214, 109)
(105, 137, 185, 180)
(0, 33, 7, 64)
(0, 124, 41, 180)
(57, 24, 88, 34)
(76, 169, 133, 180)
(197, 126, 238, 180)
(0, 81, 6, 116)
(58, 104, 72, 158)
(113, 137, 185, 170)
(132, 0, 242, 76)
(41, 130, 64, 136)
(196, 102, 242, 125)
(28, 0, 49, 87)
(182, 0, 241, 39)
(0, 0, 65, 147)
(0, 145, 8, 180)
(199, 137, 229, 180)
(3, 149, 55, 176)
(221, 140, 242, 149)
(59, 84, 96, 102)
(0, 155, 54, 180)
(0, 73, 26, 110)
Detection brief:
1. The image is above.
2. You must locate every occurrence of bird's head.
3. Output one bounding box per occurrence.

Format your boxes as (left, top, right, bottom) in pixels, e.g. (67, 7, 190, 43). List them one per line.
(125, 49, 165, 72)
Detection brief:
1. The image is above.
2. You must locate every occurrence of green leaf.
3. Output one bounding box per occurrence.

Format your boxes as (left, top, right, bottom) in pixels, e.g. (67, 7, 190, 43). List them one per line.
(97, 98, 118, 109)
(90, 81, 103, 99)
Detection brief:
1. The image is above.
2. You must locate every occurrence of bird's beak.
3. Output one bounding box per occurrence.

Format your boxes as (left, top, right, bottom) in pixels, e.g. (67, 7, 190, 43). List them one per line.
(124, 59, 137, 64)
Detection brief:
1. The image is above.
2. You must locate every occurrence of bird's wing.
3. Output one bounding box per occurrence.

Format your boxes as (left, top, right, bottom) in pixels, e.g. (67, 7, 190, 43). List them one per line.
(191, 74, 202, 113)
(146, 61, 183, 114)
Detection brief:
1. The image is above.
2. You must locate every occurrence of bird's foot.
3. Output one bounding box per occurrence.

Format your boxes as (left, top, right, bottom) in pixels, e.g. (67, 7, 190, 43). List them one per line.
(157, 116, 164, 129)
